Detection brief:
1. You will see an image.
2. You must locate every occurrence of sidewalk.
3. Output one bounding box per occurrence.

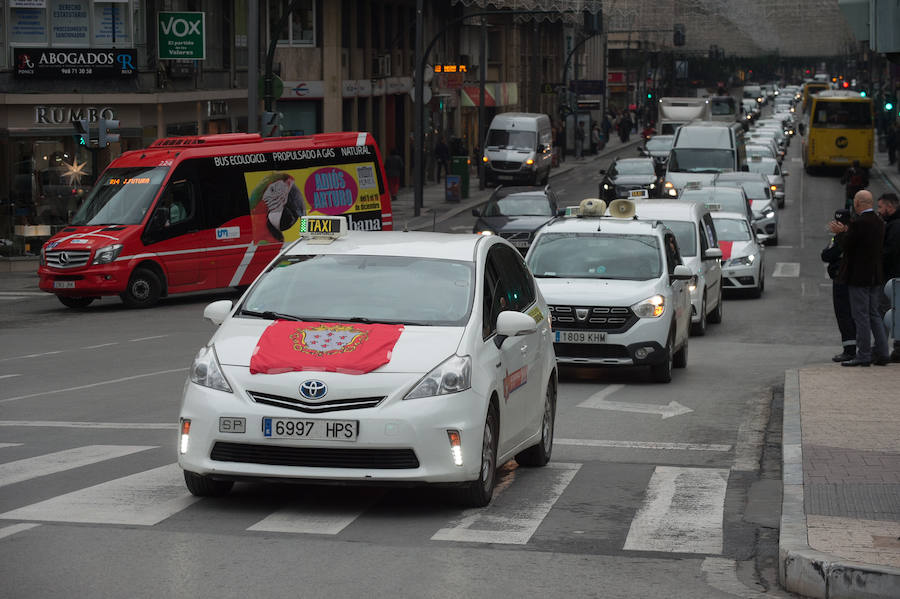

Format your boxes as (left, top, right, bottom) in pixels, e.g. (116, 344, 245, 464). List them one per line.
(779, 150, 900, 598)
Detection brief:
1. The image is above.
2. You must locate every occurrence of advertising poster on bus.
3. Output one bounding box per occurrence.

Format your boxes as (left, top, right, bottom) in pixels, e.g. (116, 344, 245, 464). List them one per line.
(245, 160, 383, 243)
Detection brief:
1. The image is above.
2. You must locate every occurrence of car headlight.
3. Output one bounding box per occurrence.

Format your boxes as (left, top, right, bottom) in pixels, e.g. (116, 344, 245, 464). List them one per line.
(190, 345, 232, 392)
(649, 183, 656, 189)
(602, 183, 611, 190)
(526, 158, 535, 166)
(729, 255, 756, 266)
(92, 243, 123, 265)
(477, 230, 494, 236)
(404, 354, 472, 400)
(631, 295, 665, 318)
(764, 210, 775, 218)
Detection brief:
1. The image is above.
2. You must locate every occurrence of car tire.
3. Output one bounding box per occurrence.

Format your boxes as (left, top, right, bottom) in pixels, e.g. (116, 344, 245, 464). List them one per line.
(457, 405, 499, 507)
(57, 296, 95, 309)
(120, 268, 162, 309)
(690, 295, 707, 336)
(752, 270, 764, 298)
(673, 337, 688, 369)
(515, 379, 556, 467)
(708, 289, 724, 324)
(778, 198, 785, 209)
(183, 470, 234, 497)
(650, 336, 674, 383)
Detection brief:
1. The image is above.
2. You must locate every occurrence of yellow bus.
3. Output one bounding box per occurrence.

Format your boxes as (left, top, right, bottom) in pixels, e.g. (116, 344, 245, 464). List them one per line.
(802, 90, 874, 172)
(801, 81, 830, 113)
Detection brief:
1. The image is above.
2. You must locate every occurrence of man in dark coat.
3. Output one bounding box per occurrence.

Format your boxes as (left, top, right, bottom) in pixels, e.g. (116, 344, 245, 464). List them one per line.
(829, 190, 890, 366)
(840, 161, 868, 210)
(822, 209, 856, 361)
(877, 193, 900, 361)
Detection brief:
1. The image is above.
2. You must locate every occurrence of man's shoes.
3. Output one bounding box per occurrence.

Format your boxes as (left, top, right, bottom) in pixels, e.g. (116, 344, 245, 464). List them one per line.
(841, 358, 871, 367)
(832, 351, 856, 362)
(873, 356, 890, 366)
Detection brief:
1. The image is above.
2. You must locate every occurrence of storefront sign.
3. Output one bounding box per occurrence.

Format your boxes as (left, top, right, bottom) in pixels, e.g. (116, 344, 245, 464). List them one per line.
(51, 0, 89, 45)
(158, 11, 205, 60)
(14, 48, 137, 78)
(33, 105, 116, 125)
(10, 6, 49, 44)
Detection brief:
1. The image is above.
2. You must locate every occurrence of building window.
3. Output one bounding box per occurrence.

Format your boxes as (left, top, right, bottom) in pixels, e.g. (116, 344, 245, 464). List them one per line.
(267, 0, 315, 47)
(6, 0, 134, 48)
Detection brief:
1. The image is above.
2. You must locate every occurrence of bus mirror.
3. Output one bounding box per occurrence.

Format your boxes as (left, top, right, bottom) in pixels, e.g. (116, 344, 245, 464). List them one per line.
(741, 164, 749, 172)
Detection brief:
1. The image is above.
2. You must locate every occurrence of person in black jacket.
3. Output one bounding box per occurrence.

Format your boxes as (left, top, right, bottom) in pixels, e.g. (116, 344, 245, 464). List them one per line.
(839, 161, 868, 210)
(822, 209, 856, 361)
(877, 193, 900, 361)
(829, 190, 891, 366)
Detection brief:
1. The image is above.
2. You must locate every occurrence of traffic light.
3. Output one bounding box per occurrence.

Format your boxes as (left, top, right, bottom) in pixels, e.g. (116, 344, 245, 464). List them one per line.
(261, 111, 282, 137)
(673, 24, 686, 47)
(885, 95, 896, 112)
(73, 119, 90, 146)
(647, 90, 654, 100)
(98, 119, 120, 147)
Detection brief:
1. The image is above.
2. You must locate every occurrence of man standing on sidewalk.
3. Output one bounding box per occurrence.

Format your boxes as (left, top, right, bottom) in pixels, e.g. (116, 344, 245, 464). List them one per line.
(877, 193, 900, 361)
(830, 190, 891, 366)
(574, 122, 585, 159)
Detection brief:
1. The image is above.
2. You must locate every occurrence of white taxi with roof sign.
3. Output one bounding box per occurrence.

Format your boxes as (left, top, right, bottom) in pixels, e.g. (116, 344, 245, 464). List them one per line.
(711, 211, 765, 297)
(178, 216, 557, 507)
(525, 199, 693, 383)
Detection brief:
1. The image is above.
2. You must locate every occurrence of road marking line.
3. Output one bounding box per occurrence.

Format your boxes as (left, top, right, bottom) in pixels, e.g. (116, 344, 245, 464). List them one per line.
(0, 368, 189, 404)
(0, 292, 46, 297)
(81, 343, 118, 349)
(129, 335, 167, 342)
(0, 421, 175, 430)
(579, 392, 692, 419)
(0, 464, 199, 526)
(0, 350, 64, 362)
(0, 374, 21, 380)
(772, 262, 800, 277)
(623, 466, 729, 554)
(248, 498, 379, 535)
(0, 443, 23, 449)
(555, 438, 731, 452)
(431, 462, 581, 545)
(576, 384, 624, 407)
(0, 445, 156, 488)
(0, 523, 41, 540)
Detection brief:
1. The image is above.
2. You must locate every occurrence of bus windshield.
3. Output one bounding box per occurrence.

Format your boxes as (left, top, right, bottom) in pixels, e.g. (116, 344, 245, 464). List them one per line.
(70, 167, 168, 226)
(811, 101, 872, 128)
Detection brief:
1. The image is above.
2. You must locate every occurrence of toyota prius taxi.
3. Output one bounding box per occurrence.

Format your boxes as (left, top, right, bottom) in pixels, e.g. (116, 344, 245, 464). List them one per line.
(178, 216, 557, 507)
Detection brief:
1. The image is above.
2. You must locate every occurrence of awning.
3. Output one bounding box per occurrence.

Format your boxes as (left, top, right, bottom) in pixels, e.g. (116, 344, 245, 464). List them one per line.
(461, 83, 518, 107)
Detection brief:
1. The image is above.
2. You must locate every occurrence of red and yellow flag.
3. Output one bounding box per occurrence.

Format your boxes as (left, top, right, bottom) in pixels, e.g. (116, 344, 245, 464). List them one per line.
(250, 321, 404, 375)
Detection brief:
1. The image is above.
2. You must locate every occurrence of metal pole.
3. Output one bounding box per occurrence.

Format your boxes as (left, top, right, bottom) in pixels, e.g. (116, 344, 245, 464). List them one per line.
(413, 0, 424, 216)
(248, 0, 259, 132)
(478, 19, 486, 190)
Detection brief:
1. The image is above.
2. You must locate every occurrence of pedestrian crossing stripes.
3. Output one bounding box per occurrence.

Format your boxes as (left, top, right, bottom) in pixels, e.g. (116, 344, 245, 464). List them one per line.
(0, 444, 730, 555)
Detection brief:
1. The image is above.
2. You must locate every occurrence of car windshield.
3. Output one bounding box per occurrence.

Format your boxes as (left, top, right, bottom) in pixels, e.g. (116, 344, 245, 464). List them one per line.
(241, 254, 475, 327)
(645, 137, 674, 152)
(483, 194, 552, 217)
(70, 167, 168, 226)
(747, 145, 775, 158)
(710, 98, 736, 115)
(713, 218, 752, 242)
(614, 161, 655, 175)
(486, 129, 536, 151)
(527, 233, 661, 280)
(682, 188, 748, 215)
(659, 220, 697, 257)
(718, 180, 768, 201)
(747, 159, 778, 175)
(668, 149, 735, 173)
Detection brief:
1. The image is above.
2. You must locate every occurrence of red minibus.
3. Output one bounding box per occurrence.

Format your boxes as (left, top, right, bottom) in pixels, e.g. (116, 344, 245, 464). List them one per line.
(38, 132, 392, 308)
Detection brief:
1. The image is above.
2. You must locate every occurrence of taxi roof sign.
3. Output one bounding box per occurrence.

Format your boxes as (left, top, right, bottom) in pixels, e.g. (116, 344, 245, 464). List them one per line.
(299, 215, 347, 243)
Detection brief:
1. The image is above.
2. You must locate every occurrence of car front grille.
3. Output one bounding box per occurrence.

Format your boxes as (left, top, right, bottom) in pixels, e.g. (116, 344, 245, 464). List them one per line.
(549, 305, 637, 333)
(554, 344, 630, 359)
(247, 390, 385, 414)
(45, 250, 90, 268)
(210, 442, 420, 469)
(491, 160, 522, 171)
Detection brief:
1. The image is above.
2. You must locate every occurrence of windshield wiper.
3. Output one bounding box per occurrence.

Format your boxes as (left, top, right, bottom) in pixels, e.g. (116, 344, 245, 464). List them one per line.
(240, 309, 301, 321)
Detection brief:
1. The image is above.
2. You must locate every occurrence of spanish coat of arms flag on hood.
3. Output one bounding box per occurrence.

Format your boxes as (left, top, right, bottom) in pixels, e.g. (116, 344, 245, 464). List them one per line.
(249, 321, 405, 375)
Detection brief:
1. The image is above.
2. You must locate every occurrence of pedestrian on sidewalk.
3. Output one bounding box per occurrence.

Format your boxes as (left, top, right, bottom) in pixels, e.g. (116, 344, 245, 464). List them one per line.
(829, 190, 891, 366)
(877, 192, 900, 361)
(601, 113, 612, 144)
(591, 124, 601, 154)
(822, 208, 856, 362)
(840, 160, 868, 210)
(887, 121, 898, 165)
(575, 121, 585, 159)
(434, 136, 450, 183)
(384, 148, 404, 204)
(618, 113, 632, 143)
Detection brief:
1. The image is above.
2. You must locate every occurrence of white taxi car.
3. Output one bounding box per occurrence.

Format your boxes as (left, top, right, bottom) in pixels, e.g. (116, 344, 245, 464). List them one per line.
(178, 216, 557, 507)
(711, 211, 766, 297)
(525, 199, 693, 383)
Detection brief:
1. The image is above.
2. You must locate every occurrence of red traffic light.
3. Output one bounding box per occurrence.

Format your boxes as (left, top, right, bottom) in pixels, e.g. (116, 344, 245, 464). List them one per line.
(842, 81, 849, 89)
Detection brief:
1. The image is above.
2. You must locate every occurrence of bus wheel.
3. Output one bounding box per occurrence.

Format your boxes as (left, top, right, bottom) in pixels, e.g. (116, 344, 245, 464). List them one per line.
(120, 268, 162, 309)
(58, 296, 94, 309)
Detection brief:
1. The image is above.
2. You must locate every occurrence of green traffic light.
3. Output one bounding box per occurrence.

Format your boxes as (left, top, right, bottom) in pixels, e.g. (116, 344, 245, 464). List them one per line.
(887, 102, 895, 111)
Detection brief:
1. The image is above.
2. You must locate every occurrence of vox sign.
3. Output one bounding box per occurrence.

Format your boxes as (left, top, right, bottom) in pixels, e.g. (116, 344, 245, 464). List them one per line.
(158, 12, 206, 60)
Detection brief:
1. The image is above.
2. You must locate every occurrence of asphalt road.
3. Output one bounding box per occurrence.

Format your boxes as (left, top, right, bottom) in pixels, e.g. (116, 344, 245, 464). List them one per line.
(1, 127, 895, 598)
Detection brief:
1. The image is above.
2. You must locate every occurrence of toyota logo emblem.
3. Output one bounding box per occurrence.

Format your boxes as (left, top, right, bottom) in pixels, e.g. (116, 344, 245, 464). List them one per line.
(58, 251, 70, 265)
(299, 380, 328, 400)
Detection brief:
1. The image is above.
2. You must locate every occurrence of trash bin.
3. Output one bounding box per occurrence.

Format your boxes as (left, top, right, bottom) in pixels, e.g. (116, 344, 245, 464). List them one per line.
(450, 155, 470, 199)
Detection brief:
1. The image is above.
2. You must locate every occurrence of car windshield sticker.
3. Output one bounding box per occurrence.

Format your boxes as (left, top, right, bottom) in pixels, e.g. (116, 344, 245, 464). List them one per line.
(527, 306, 544, 323)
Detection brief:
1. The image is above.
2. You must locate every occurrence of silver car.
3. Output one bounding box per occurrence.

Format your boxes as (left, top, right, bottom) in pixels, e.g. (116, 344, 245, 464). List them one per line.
(745, 156, 789, 208)
(713, 172, 779, 245)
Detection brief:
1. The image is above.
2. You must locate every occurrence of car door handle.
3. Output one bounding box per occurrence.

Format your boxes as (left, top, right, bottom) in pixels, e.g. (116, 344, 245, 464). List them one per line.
(520, 345, 528, 354)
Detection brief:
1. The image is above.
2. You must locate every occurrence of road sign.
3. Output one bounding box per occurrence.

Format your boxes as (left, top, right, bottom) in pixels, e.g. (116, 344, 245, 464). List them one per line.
(258, 74, 284, 100)
(158, 12, 206, 60)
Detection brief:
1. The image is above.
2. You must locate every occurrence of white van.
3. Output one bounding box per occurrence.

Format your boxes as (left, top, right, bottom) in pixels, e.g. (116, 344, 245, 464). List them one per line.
(633, 200, 724, 335)
(663, 121, 747, 197)
(482, 113, 553, 186)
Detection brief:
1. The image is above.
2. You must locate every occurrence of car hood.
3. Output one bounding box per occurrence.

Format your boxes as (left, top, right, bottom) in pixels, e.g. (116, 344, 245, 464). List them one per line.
(609, 175, 657, 186)
(750, 199, 773, 215)
(476, 215, 553, 233)
(718, 239, 757, 261)
(535, 277, 662, 306)
(665, 172, 717, 190)
(213, 318, 464, 373)
(43, 225, 136, 252)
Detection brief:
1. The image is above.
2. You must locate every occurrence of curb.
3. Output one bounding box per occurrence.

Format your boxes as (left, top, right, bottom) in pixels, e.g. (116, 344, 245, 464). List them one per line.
(779, 368, 900, 598)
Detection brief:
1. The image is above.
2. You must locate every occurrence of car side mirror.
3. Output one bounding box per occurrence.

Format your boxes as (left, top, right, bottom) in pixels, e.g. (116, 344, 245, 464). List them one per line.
(472, 208, 481, 217)
(782, 171, 789, 177)
(204, 300, 233, 325)
(494, 310, 538, 348)
(704, 247, 723, 260)
(756, 233, 768, 244)
(671, 264, 693, 282)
